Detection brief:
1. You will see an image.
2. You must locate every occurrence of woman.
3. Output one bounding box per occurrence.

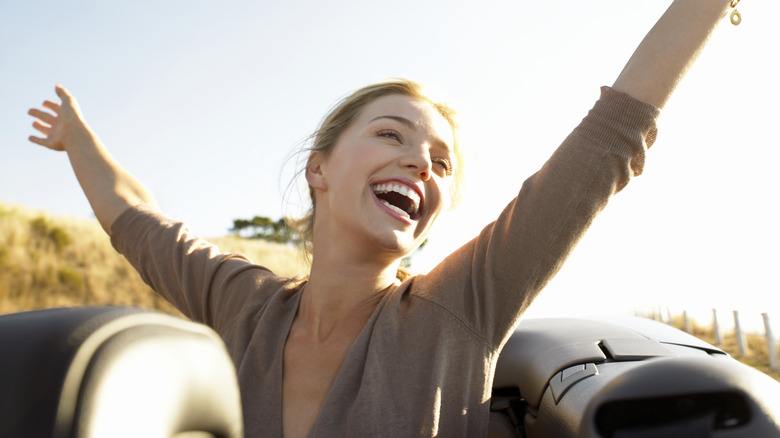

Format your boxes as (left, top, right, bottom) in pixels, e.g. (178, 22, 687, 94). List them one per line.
(27, 1, 743, 436)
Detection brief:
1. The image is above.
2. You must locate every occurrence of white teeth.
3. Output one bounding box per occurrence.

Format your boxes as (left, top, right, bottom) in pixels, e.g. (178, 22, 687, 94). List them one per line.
(380, 200, 411, 219)
(371, 182, 421, 217)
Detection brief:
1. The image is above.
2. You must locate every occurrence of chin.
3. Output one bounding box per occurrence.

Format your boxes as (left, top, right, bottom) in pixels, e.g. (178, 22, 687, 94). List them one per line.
(367, 224, 431, 261)
(374, 235, 419, 260)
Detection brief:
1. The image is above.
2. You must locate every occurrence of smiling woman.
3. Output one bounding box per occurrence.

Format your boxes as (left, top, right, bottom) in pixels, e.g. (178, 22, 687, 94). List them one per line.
(293, 80, 464, 259)
(24, 1, 752, 437)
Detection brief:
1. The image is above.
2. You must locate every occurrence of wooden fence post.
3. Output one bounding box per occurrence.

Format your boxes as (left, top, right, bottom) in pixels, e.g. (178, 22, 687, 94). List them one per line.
(683, 310, 692, 334)
(734, 310, 748, 356)
(712, 308, 723, 346)
(762, 313, 778, 371)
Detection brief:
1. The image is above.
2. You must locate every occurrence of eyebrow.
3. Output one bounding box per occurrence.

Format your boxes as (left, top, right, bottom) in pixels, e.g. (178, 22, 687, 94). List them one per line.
(370, 115, 453, 153)
(370, 115, 417, 130)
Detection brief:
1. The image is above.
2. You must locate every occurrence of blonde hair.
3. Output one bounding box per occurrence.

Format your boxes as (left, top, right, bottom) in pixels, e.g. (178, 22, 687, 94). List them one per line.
(292, 79, 465, 278)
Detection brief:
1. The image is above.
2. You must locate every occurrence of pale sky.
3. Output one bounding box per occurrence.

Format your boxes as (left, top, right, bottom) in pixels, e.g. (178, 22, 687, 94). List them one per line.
(2, 1, 778, 330)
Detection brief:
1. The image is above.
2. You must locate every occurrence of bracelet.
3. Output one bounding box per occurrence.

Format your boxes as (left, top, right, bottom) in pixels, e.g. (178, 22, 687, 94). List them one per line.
(730, 0, 742, 26)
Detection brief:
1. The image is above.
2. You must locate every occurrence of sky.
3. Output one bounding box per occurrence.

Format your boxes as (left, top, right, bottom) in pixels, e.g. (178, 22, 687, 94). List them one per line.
(2, 1, 779, 331)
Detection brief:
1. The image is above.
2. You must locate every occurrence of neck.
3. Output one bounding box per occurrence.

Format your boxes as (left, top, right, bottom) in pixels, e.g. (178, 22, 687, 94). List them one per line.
(299, 243, 401, 340)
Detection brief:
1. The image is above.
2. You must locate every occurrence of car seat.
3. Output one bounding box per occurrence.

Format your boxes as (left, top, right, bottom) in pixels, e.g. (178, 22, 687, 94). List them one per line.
(0, 306, 242, 438)
(488, 316, 780, 438)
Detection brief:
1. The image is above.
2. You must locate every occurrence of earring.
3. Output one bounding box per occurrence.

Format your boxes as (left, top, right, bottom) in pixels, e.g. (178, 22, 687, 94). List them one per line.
(730, 0, 742, 26)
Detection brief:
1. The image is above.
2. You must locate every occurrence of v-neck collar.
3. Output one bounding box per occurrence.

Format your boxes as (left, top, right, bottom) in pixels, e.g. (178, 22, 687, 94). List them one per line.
(278, 282, 397, 437)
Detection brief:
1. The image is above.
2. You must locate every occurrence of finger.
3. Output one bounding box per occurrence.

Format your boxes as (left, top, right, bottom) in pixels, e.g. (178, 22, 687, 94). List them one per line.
(28, 108, 57, 124)
(32, 120, 52, 135)
(42, 100, 61, 114)
(55, 84, 73, 102)
(28, 135, 50, 147)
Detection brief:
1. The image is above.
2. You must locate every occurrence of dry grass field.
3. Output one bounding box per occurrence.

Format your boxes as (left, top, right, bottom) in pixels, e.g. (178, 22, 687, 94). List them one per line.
(667, 314, 780, 382)
(0, 202, 309, 316)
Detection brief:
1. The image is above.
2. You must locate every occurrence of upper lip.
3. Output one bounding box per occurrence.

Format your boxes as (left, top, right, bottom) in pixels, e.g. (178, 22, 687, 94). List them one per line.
(370, 177, 425, 219)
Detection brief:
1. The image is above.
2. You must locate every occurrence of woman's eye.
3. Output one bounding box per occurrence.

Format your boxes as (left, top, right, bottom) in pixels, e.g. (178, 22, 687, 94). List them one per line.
(378, 129, 402, 142)
(433, 158, 453, 176)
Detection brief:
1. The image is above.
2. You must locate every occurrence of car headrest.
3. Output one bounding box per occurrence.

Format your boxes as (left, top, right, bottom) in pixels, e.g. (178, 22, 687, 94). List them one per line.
(493, 316, 726, 408)
(0, 306, 242, 438)
(579, 356, 780, 438)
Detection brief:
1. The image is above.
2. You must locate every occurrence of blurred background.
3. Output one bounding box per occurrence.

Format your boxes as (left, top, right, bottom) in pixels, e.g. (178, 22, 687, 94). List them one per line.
(1, 0, 778, 332)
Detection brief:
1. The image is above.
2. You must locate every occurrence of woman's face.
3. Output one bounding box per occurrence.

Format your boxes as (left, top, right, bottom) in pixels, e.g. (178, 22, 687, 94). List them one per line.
(308, 94, 456, 260)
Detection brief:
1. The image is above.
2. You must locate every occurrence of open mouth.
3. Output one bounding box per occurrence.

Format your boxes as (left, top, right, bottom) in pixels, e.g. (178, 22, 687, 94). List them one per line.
(371, 182, 422, 221)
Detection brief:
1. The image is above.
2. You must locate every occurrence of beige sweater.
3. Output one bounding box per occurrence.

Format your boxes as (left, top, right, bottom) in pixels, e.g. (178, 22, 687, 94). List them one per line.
(111, 87, 659, 437)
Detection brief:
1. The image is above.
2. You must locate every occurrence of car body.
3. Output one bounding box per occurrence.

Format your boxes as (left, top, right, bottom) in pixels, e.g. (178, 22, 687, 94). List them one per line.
(489, 316, 780, 437)
(2, 308, 778, 437)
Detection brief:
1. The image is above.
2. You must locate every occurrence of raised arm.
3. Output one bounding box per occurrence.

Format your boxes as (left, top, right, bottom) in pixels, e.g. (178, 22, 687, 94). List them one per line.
(612, 0, 734, 109)
(28, 85, 156, 233)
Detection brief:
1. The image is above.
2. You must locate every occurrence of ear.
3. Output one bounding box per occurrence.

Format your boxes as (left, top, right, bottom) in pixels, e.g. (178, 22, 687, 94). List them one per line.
(305, 152, 327, 191)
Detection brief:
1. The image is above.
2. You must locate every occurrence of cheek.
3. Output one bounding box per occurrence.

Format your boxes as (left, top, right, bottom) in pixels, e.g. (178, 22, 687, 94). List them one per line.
(332, 139, 386, 170)
(422, 179, 452, 217)
(439, 179, 455, 211)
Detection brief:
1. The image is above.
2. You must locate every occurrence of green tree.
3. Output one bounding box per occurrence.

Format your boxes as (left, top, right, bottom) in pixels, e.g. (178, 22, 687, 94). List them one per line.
(230, 216, 301, 244)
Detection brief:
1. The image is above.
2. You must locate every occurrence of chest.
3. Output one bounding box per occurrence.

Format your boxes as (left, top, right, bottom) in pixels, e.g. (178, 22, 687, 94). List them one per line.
(237, 290, 494, 437)
(281, 329, 356, 438)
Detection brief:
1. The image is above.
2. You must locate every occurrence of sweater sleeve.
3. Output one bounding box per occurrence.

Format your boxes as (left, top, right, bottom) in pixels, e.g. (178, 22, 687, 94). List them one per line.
(110, 204, 278, 330)
(415, 87, 660, 349)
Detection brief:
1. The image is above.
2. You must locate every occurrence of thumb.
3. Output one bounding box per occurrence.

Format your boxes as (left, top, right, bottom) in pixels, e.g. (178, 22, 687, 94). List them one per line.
(55, 84, 72, 102)
(54, 84, 84, 118)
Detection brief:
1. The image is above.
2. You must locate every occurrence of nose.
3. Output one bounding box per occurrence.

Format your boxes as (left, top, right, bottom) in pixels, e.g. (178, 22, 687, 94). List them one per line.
(401, 144, 432, 181)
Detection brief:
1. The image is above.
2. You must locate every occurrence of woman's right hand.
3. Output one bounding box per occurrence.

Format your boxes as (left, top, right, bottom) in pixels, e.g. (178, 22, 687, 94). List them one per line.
(28, 85, 89, 152)
(26, 85, 157, 233)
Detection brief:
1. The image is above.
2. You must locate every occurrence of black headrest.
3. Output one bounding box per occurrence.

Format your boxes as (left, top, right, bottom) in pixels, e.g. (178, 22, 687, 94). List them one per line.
(0, 307, 242, 438)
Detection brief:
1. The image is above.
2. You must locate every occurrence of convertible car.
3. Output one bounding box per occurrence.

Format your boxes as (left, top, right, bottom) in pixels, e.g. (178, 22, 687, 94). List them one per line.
(488, 315, 780, 437)
(1, 307, 778, 437)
